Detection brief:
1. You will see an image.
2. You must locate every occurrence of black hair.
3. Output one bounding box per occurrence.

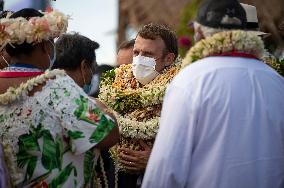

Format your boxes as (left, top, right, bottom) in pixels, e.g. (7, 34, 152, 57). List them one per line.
(53, 33, 100, 70)
(118, 39, 135, 51)
(5, 8, 44, 57)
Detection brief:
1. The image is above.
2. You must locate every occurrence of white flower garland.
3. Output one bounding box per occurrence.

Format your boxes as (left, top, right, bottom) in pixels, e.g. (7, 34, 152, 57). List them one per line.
(2, 142, 23, 186)
(0, 69, 66, 105)
(99, 59, 181, 113)
(99, 59, 181, 139)
(182, 30, 265, 68)
(99, 57, 182, 172)
(0, 10, 69, 50)
(116, 113, 160, 140)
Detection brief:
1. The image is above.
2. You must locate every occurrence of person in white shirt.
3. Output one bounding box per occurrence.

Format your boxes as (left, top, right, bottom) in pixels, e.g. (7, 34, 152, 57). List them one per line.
(142, 0, 284, 187)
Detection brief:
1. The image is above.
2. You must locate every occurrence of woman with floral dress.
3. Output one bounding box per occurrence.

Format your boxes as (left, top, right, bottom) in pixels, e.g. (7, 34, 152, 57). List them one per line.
(0, 8, 119, 188)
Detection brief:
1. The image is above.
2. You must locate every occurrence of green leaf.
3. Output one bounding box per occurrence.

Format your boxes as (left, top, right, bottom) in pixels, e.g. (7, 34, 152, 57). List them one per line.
(74, 95, 89, 120)
(17, 149, 38, 182)
(55, 136, 64, 171)
(64, 88, 71, 97)
(0, 114, 5, 123)
(83, 150, 95, 187)
(49, 162, 76, 188)
(92, 107, 103, 117)
(89, 115, 115, 143)
(25, 156, 37, 181)
(18, 134, 40, 152)
(101, 69, 115, 83)
(17, 150, 32, 168)
(68, 130, 85, 140)
(17, 129, 42, 182)
(41, 130, 61, 171)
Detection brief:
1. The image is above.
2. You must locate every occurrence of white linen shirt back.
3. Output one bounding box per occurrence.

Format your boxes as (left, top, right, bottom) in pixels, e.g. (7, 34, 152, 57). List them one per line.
(142, 56, 284, 188)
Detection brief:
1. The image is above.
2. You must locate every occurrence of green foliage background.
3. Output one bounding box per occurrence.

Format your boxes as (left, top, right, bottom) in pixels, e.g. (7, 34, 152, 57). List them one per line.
(176, 0, 202, 57)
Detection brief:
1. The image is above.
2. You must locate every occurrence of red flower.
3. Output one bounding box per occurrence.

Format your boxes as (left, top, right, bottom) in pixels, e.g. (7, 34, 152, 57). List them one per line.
(87, 108, 100, 123)
(178, 36, 192, 49)
(33, 181, 48, 188)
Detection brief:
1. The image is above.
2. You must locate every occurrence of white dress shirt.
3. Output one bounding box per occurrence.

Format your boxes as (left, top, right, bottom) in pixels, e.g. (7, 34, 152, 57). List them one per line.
(142, 56, 284, 188)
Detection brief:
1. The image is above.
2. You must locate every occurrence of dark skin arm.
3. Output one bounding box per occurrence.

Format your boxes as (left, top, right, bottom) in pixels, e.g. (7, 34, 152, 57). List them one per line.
(118, 140, 151, 172)
(92, 98, 120, 150)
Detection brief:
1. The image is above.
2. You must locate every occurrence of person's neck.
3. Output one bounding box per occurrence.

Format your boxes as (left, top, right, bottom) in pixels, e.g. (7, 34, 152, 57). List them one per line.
(10, 57, 46, 70)
(65, 69, 84, 88)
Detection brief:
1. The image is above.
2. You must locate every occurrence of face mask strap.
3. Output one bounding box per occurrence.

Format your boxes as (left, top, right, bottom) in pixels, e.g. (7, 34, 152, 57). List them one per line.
(81, 67, 87, 86)
(48, 40, 56, 70)
(1, 55, 9, 67)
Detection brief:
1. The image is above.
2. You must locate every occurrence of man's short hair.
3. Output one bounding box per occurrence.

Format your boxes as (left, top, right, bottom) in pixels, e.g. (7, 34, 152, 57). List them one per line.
(137, 23, 178, 60)
(54, 33, 99, 70)
(118, 39, 135, 51)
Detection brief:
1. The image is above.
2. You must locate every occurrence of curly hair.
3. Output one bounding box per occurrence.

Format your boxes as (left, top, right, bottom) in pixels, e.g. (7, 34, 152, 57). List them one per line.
(137, 23, 178, 59)
(53, 33, 99, 70)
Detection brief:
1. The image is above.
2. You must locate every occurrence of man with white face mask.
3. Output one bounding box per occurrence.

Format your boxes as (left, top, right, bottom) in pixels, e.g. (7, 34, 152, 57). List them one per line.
(101, 23, 179, 188)
(132, 23, 178, 85)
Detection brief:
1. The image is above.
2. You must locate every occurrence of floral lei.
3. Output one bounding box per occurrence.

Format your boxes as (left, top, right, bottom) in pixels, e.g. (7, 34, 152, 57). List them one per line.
(99, 57, 181, 140)
(0, 69, 66, 105)
(182, 30, 265, 68)
(99, 58, 181, 172)
(0, 9, 69, 50)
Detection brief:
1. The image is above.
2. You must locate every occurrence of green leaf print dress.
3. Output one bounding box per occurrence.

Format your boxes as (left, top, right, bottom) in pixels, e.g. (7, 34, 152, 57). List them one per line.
(0, 72, 115, 188)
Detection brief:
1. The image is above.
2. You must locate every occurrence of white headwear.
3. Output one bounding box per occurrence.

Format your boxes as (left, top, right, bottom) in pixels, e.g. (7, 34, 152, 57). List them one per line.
(240, 3, 270, 37)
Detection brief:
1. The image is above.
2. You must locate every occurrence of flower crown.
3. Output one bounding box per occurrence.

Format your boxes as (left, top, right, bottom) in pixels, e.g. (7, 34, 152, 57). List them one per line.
(0, 9, 69, 50)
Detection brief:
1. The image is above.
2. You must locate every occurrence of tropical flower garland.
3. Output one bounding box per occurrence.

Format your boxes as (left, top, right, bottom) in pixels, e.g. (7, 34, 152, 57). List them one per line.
(99, 57, 182, 172)
(0, 69, 66, 105)
(263, 54, 284, 76)
(0, 9, 69, 50)
(99, 58, 181, 139)
(2, 142, 22, 186)
(99, 60, 181, 114)
(181, 30, 265, 68)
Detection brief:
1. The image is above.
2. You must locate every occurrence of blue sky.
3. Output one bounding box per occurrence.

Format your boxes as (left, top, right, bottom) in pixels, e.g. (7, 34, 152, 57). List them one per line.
(53, 0, 118, 65)
(5, 0, 118, 66)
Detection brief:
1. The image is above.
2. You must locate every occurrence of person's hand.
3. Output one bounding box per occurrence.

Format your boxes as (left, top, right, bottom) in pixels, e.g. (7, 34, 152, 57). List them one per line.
(118, 140, 151, 173)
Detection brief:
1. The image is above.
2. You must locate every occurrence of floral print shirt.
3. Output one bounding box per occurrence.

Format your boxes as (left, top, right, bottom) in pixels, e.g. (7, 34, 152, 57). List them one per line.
(0, 74, 115, 188)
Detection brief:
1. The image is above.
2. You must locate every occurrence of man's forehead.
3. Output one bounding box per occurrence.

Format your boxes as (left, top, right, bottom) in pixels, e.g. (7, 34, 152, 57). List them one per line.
(134, 36, 165, 50)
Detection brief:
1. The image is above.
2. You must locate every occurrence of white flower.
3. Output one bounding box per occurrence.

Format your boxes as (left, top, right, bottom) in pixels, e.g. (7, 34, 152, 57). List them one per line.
(0, 69, 66, 105)
(181, 30, 265, 68)
(0, 10, 69, 49)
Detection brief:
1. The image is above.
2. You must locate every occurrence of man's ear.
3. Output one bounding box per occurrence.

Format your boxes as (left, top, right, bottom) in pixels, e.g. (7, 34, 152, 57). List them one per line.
(164, 53, 175, 66)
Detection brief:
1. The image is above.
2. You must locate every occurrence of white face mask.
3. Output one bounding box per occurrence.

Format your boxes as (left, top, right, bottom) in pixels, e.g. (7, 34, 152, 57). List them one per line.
(132, 55, 159, 85)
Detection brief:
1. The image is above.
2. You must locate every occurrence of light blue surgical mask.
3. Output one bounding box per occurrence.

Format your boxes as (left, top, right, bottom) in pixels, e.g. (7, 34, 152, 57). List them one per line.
(82, 64, 94, 94)
(88, 74, 100, 95)
(83, 83, 91, 94)
(48, 40, 56, 70)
